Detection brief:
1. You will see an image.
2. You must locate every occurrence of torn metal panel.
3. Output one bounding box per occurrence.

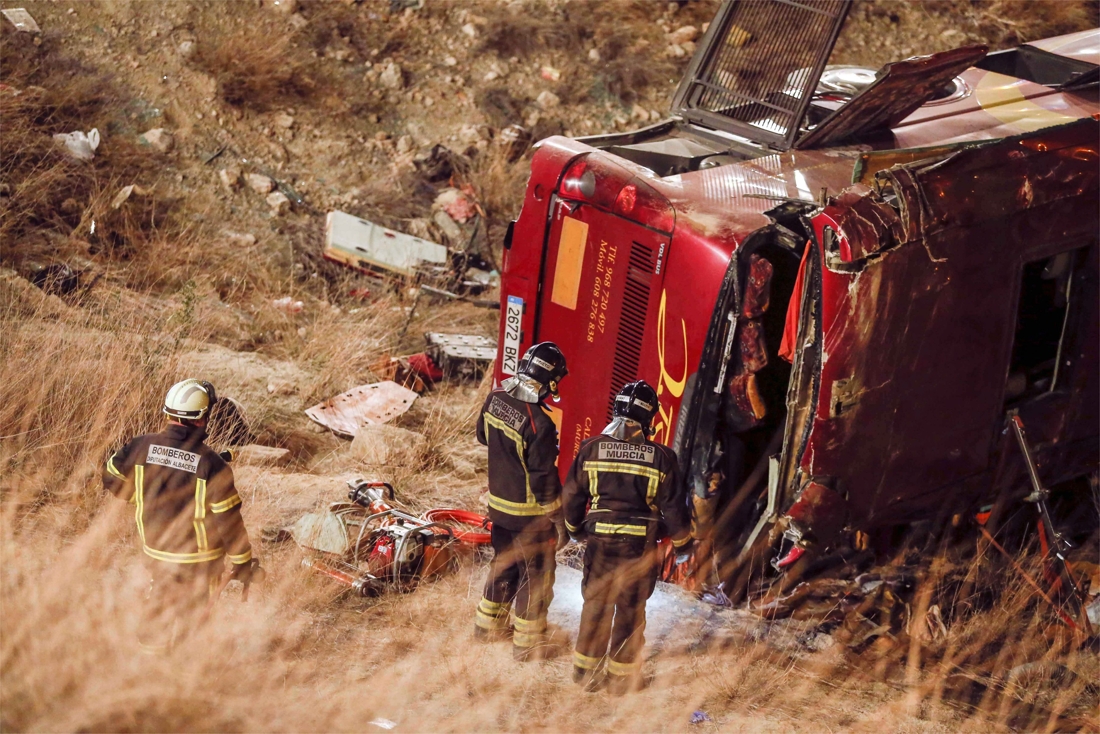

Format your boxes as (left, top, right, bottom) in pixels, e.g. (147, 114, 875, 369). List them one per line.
(305, 381, 419, 437)
(424, 332, 496, 381)
(323, 210, 447, 278)
(828, 183, 905, 261)
(796, 45, 989, 149)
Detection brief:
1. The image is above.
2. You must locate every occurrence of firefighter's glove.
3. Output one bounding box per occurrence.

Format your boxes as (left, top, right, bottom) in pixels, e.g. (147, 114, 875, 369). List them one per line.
(230, 558, 263, 585)
(549, 511, 569, 550)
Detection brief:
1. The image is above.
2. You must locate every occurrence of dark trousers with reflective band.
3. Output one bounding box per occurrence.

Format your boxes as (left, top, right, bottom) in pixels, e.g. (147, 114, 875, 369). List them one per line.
(476, 524, 556, 650)
(574, 534, 658, 680)
(138, 558, 222, 654)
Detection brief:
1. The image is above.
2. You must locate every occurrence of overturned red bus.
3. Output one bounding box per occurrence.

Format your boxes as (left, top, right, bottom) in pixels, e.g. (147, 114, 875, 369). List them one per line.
(494, 0, 1099, 595)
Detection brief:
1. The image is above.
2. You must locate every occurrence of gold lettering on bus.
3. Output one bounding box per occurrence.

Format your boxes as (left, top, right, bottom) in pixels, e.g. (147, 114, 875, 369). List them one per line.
(652, 288, 689, 446)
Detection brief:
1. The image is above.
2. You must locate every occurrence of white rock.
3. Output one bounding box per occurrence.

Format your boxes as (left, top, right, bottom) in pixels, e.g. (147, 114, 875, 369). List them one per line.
(461, 22, 477, 38)
(536, 90, 560, 110)
(395, 135, 413, 154)
(267, 191, 290, 215)
(668, 25, 699, 45)
(667, 43, 686, 58)
(274, 112, 295, 129)
(247, 173, 275, 195)
(264, 0, 299, 13)
(631, 103, 648, 122)
(443, 55, 457, 66)
(178, 40, 195, 59)
(432, 210, 463, 242)
(139, 128, 174, 153)
(379, 62, 404, 89)
(218, 167, 241, 190)
(483, 70, 499, 82)
(588, 48, 600, 62)
(233, 444, 292, 467)
(350, 424, 428, 467)
(224, 232, 255, 246)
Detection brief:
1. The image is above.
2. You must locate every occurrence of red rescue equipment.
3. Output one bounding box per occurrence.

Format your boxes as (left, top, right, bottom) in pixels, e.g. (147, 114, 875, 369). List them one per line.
(421, 508, 492, 545)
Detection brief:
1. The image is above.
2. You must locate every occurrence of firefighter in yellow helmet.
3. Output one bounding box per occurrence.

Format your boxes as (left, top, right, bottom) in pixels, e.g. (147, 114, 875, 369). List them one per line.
(563, 380, 691, 694)
(103, 379, 258, 654)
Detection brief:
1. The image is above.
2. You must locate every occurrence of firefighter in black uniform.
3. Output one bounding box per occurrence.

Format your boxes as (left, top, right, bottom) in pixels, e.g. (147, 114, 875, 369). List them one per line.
(474, 342, 569, 660)
(103, 379, 258, 653)
(563, 380, 691, 693)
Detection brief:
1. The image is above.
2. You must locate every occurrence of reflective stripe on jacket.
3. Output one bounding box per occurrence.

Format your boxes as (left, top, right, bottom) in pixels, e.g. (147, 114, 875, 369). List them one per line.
(562, 433, 690, 546)
(103, 424, 252, 565)
(476, 389, 561, 530)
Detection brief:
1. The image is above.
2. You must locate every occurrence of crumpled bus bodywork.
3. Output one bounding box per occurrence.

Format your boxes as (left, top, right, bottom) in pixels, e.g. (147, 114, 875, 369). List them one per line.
(495, 2, 1099, 590)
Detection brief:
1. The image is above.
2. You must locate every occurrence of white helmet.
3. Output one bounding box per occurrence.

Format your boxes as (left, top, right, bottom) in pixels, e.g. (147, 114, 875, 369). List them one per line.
(164, 379, 216, 421)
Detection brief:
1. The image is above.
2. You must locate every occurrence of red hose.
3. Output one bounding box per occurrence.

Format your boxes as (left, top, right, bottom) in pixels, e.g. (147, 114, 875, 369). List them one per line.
(422, 508, 492, 545)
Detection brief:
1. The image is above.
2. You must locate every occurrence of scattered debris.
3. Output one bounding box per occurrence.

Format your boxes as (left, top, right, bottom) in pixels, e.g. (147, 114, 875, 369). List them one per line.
(305, 381, 419, 437)
(540, 65, 561, 82)
(263, 0, 299, 14)
(247, 173, 275, 195)
(690, 711, 712, 725)
(424, 332, 496, 380)
(2, 8, 40, 33)
(52, 128, 100, 161)
(266, 190, 291, 215)
(272, 296, 304, 313)
(138, 128, 174, 153)
(368, 719, 397, 731)
(110, 184, 150, 209)
(498, 124, 531, 163)
(431, 210, 464, 243)
(433, 188, 477, 223)
(28, 263, 79, 295)
(536, 90, 560, 110)
(323, 210, 447, 278)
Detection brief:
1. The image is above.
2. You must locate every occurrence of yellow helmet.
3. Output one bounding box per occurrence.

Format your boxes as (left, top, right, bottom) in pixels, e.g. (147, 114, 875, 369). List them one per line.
(164, 379, 216, 421)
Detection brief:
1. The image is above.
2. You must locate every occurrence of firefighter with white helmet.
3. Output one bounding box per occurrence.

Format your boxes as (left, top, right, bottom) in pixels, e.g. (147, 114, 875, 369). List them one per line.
(563, 380, 691, 693)
(473, 342, 569, 660)
(103, 379, 257, 653)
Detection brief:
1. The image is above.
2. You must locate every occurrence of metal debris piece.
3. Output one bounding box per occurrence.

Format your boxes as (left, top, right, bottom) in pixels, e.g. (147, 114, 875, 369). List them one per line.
(425, 332, 496, 381)
(324, 210, 447, 278)
(305, 380, 418, 437)
(2, 8, 40, 33)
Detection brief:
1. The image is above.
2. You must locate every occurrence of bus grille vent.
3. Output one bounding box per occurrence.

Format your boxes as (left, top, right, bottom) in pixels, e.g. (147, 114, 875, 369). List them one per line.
(607, 241, 655, 420)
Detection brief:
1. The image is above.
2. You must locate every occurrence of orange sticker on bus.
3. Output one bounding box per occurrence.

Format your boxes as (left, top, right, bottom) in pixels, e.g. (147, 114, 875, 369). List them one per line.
(551, 216, 588, 310)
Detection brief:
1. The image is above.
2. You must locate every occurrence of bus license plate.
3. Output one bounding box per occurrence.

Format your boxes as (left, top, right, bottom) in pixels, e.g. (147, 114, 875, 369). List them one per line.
(502, 295, 523, 375)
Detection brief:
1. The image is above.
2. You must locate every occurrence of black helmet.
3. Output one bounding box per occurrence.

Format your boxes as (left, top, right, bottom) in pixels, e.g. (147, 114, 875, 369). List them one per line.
(613, 380, 659, 428)
(517, 342, 568, 398)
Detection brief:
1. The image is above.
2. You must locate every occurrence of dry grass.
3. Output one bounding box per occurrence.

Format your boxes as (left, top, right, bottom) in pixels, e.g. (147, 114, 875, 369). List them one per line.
(3, 2, 1098, 731)
(190, 29, 318, 112)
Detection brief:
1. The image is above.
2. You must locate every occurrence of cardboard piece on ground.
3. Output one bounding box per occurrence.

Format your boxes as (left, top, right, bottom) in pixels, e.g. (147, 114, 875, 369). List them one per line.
(323, 210, 447, 278)
(304, 380, 418, 437)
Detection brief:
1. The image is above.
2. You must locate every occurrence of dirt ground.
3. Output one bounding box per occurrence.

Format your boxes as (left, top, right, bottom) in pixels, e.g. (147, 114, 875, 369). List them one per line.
(2, 1, 1098, 731)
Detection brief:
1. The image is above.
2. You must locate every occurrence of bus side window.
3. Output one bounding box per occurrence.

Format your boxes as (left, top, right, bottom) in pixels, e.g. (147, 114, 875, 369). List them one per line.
(1003, 246, 1088, 406)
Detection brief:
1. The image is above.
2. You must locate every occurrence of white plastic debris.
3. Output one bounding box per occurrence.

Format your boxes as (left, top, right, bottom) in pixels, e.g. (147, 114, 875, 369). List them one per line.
(305, 381, 419, 437)
(323, 210, 447, 278)
(2, 8, 40, 33)
(52, 129, 100, 161)
(272, 296, 304, 313)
